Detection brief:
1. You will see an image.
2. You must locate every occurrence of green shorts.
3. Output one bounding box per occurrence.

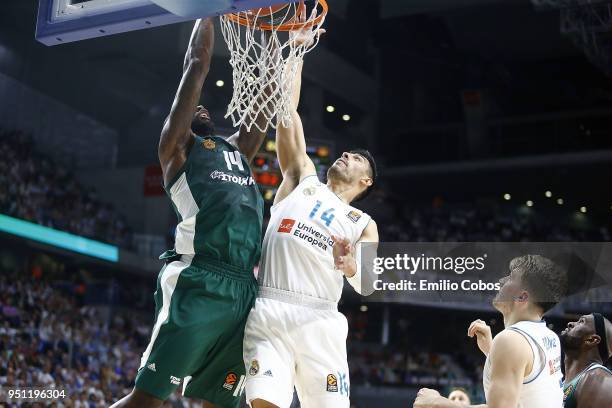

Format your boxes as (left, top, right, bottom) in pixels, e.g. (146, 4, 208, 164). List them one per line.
(135, 254, 258, 407)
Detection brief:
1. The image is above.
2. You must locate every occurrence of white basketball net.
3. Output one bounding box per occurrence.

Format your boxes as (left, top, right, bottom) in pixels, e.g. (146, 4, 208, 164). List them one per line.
(220, 2, 326, 132)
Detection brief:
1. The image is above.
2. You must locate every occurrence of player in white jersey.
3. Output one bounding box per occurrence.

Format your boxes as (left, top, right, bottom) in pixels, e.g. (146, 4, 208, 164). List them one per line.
(243, 23, 379, 408)
(414, 255, 568, 408)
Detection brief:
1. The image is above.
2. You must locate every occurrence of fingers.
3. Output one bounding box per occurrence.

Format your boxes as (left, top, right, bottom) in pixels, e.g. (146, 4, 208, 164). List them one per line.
(332, 235, 350, 247)
(335, 256, 344, 268)
(467, 319, 489, 338)
(334, 256, 347, 271)
(467, 320, 479, 337)
(309, 1, 319, 20)
(331, 235, 347, 245)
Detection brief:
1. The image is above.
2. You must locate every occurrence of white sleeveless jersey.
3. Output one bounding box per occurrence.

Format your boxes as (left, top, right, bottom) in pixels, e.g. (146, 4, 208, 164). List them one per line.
(483, 321, 563, 408)
(258, 175, 371, 303)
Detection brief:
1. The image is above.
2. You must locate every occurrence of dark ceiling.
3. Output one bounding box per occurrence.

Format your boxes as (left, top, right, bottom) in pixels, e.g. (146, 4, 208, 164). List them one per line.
(1, 0, 612, 169)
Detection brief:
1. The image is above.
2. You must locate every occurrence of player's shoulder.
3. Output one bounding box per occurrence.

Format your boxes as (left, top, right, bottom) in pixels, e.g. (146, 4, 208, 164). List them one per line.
(578, 367, 612, 403)
(583, 365, 612, 382)
(301, 173, 322, 185)
(494, 328, 526, 343)
(297, 174, 323, 193)
(344, 205, 372, 225)
(491, 329, 532, 357)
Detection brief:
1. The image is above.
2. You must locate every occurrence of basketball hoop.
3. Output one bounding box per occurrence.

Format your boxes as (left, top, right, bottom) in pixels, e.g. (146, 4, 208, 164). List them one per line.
(220, 0, 328, 132)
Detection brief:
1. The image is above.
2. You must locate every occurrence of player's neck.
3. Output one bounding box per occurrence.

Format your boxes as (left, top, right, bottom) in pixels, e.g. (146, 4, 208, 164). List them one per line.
(503, 309, 543, 328)
(564, 349, 602, 382)
(327, 180, 354, 204)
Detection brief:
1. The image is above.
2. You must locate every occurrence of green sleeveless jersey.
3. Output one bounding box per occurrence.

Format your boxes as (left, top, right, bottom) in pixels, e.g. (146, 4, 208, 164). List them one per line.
(162, 135, 264, 271)
(564, 363, 612, 408)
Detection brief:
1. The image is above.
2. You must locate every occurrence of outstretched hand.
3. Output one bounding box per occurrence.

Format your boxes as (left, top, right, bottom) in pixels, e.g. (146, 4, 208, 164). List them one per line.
(289, 1, 326, 47)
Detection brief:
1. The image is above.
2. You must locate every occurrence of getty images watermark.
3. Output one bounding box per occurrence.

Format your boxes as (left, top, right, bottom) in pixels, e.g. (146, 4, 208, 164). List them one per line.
(357, 242, 612, 306)
(372, 252, 499, 292)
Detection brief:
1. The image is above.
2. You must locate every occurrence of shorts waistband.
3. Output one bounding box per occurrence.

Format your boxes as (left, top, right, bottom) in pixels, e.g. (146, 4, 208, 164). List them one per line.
(180, 254, 256, 283)
(257, 286, 337, 311)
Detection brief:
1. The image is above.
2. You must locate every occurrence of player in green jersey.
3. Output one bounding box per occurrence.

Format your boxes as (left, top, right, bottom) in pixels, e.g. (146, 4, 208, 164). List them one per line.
(111, 18, 269, 408)
(561, 313, 612, 408)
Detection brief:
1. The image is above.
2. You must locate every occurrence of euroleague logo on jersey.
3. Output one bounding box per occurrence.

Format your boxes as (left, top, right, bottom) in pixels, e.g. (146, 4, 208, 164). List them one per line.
(222, 372, 237, 391)
(278, 219, 296, 233)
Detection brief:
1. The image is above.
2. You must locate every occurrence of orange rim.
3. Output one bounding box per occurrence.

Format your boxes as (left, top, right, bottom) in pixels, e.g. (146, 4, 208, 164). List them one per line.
(225, 0, 328, 32)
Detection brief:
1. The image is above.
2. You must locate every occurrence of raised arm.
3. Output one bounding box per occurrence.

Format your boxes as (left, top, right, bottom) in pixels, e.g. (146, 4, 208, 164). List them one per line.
(483, 330, 530, 408)
(159, 18, 214, 186)
(272, 20, 322, 205)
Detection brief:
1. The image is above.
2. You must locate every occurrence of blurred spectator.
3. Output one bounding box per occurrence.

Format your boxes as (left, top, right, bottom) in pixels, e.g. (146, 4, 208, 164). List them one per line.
(370, 193, 610, 243)
(448, 387, 472, 405)
(0, 129, 133, 248)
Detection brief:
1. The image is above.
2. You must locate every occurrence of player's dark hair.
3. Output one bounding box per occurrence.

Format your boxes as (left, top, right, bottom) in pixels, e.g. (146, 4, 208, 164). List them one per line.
(510, 255, 568, 313)
(450, 387, 469, 394)
(350, 149, 377, 202)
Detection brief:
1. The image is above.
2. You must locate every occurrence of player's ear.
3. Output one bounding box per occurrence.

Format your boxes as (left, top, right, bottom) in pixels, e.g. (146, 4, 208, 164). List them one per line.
(514, 290, 529, 303)
(361, 176, 373, 188)
(586, 334, 602, 348)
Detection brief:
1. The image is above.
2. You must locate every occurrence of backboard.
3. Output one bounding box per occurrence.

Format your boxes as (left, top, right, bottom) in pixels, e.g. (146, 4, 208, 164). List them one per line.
(36, 0, 296, 46)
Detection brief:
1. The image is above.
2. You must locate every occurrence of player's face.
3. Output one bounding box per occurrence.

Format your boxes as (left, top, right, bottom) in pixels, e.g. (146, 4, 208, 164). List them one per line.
(492, 267, 525, 311)
(191, 105, 215, 136)
(560, 315, 593, 350)
(448, 390, 471, 405)
(329, 152, 371, 185)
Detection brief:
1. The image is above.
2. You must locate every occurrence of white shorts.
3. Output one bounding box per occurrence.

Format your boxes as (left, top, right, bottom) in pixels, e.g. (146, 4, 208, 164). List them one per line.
(243, 292, 350, 408)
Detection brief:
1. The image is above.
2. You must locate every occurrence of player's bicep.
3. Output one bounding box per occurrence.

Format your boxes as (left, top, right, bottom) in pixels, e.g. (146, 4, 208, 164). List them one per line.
(352, 220, 379, 296)
(486, 330, 531, 408)
(359, 220, 379, 244)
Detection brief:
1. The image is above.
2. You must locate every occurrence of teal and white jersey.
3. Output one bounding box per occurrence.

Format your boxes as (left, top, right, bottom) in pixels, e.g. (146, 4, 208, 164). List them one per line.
(484, 321, 564, 408)
(164, 135, 264, 271)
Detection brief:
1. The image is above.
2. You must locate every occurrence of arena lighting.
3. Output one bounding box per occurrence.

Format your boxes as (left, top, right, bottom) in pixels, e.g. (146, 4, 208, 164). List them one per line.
(526, 200, 534, 207)
(0, 214, 119, 262)
(317, 146, 330, 158)
(215, 80, 224, 87)
(545, 190, 552, 198)
(265, 140, 276, 152)
(503, 193, 511, 201)
(360, 305, 368, 312)
(326, 105, 335, 113)
(557, 198, 564, 205)
(580, 206, 587, 213)
(342, 114, 351, 121)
